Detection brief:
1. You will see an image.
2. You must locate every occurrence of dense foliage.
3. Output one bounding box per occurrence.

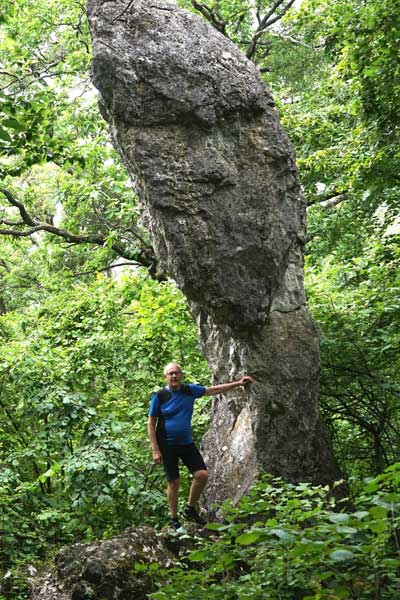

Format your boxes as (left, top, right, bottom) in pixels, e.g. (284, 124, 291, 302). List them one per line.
(150, 466, 400, 599)
(0, 0, 399, 598)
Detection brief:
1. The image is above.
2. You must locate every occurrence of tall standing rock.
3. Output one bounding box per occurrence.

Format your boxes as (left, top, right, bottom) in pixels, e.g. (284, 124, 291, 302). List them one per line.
(87, 0, 343, 510)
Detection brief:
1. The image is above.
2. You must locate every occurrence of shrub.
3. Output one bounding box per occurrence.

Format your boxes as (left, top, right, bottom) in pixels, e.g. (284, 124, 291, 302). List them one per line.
(150, 464, 400, 599)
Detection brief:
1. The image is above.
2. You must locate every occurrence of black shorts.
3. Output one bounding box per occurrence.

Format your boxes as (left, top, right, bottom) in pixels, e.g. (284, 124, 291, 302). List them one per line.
(158, 441, 207, 481)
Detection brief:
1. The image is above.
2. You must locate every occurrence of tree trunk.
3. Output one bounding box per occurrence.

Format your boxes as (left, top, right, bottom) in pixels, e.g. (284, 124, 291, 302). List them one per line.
(87, 0, 344, 509)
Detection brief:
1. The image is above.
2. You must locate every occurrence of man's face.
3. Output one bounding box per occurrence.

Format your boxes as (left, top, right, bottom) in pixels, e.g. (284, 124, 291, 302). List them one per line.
(164, 365, 183, 390)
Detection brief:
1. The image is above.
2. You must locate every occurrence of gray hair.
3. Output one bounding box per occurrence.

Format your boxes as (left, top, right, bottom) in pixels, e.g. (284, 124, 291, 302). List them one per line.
(163, 362, 183, 376)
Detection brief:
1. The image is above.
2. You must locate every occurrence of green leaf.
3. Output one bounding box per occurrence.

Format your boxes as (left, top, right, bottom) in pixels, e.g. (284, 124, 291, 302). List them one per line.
(364, 481, 380, 493)
(328, 513, 350, 524)
(381, 558, 400, 569)
(368, 520, 387, 533)
(269, 529, 296, 541)
(236, 531, 263, 545)
(188, 549, 213, 562)
(336, 526, 358, 535)
(330, 549, 354, 561)
(353, 511, 369, 520)
(205, 522, 231, 531)
(369, 506, 388, 519)
(2, 118, 25, 131)
(0, 127, 12, 142)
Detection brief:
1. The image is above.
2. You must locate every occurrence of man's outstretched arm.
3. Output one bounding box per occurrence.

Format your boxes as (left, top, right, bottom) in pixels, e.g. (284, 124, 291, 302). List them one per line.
(204, 375, 254, 396)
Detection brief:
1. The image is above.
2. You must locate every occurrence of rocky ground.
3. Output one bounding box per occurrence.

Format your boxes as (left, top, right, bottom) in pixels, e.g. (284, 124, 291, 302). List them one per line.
(29, 524, 204, 600)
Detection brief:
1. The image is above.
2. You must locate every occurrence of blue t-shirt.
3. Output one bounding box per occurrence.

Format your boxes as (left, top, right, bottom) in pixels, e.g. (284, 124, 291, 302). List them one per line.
(149, 384, 206, 445)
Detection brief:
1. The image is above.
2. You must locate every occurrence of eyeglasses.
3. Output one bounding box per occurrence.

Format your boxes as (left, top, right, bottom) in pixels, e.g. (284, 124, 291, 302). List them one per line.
(166, 371, 181, 376)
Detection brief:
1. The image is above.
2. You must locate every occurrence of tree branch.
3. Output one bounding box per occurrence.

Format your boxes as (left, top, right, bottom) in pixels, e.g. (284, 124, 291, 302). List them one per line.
(266, 30, 319, 50)
(327, 363, 400, 397)
(0, 188, 37, 226)
(191, 1, 227, 35)
(246, 0, 297, 60)
(68, 261, 143, 278)
(320, 192, 349, 209)
(307, 191, 349, 209)
(0, 188, 162, 280)
(111, 0, 134, 24)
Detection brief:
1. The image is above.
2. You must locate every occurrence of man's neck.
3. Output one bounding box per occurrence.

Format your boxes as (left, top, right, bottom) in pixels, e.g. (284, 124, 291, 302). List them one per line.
(167, 384, 181, 391)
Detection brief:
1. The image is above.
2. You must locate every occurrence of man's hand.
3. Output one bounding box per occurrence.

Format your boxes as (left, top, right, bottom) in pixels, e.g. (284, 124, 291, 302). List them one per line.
(238, 375, 254, 386)
(152, 449, 163, 464)
(148, 417, 162, 463)
(205, 375, 254, 396)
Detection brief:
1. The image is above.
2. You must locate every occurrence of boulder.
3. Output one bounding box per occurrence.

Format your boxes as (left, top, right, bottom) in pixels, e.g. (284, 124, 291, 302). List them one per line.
(30, 527, 179, 600)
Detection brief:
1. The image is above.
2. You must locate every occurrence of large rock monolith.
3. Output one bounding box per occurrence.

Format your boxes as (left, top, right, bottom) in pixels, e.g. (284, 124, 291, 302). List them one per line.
(87, 0, 343, 511)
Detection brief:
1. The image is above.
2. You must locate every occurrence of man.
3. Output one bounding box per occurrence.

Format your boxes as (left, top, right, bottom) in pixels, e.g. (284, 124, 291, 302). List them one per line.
(148, 362, 253, 529)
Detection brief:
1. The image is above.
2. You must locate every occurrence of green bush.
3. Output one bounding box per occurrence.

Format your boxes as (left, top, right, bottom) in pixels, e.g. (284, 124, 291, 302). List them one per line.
(150, 464, 400, 600)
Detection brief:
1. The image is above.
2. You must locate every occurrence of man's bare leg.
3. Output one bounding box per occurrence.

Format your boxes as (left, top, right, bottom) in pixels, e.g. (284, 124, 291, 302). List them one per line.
(167, 478, 180, 518)
(188, 469, 208, 507)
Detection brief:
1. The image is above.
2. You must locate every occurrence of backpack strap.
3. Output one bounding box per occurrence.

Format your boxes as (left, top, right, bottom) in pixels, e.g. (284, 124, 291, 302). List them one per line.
(181, 384, 194, 396)
(155, 388, 172, 404)
(154, 384, 194, 404)
(153, 385, 194, 437)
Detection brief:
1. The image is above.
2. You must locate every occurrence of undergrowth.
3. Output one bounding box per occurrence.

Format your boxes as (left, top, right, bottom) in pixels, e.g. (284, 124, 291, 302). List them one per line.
(149, 464, 400, 600)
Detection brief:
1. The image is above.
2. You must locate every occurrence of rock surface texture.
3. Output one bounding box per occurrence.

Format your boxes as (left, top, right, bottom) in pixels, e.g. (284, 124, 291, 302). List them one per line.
(30, 527, 179, 600)
(87, 0, 343, 510)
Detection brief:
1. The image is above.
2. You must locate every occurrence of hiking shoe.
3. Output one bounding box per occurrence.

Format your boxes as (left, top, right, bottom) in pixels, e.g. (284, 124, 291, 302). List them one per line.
(182, 505, 206, 526)
(169, 518, 182, 530)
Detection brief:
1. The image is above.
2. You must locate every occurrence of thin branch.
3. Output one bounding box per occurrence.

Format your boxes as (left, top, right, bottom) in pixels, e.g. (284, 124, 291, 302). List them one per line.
(237, 40, 273, 47)
(246, 0, 297, 60)
(307, 191, 349, 209)
(262, 0, 297, 29)
(191, 1, 227, 36)
(0, 188, 162, 279)
(0, 223, 103, 244)
(69, 261, 142, 278)
(261, 0, 291, 26)
(89, 197, 152, 249)
(0, 188, 36, 226)
(0, 70, 20, 80)
(327, 363, 400, 397)
(0, 218, 26, 226)
(112, 0, 134, 24)
(266, 30, 319, 50)
(320, 192, 349, 209)
(232, 11, 246, 35)
(113, 224, 150, 249)
(256, 1, 263, 25)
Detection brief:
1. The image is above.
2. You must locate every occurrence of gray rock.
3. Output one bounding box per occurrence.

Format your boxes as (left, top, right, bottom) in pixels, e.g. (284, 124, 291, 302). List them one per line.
(30, 527, 178, 600)
(87, 0, 343, 510)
